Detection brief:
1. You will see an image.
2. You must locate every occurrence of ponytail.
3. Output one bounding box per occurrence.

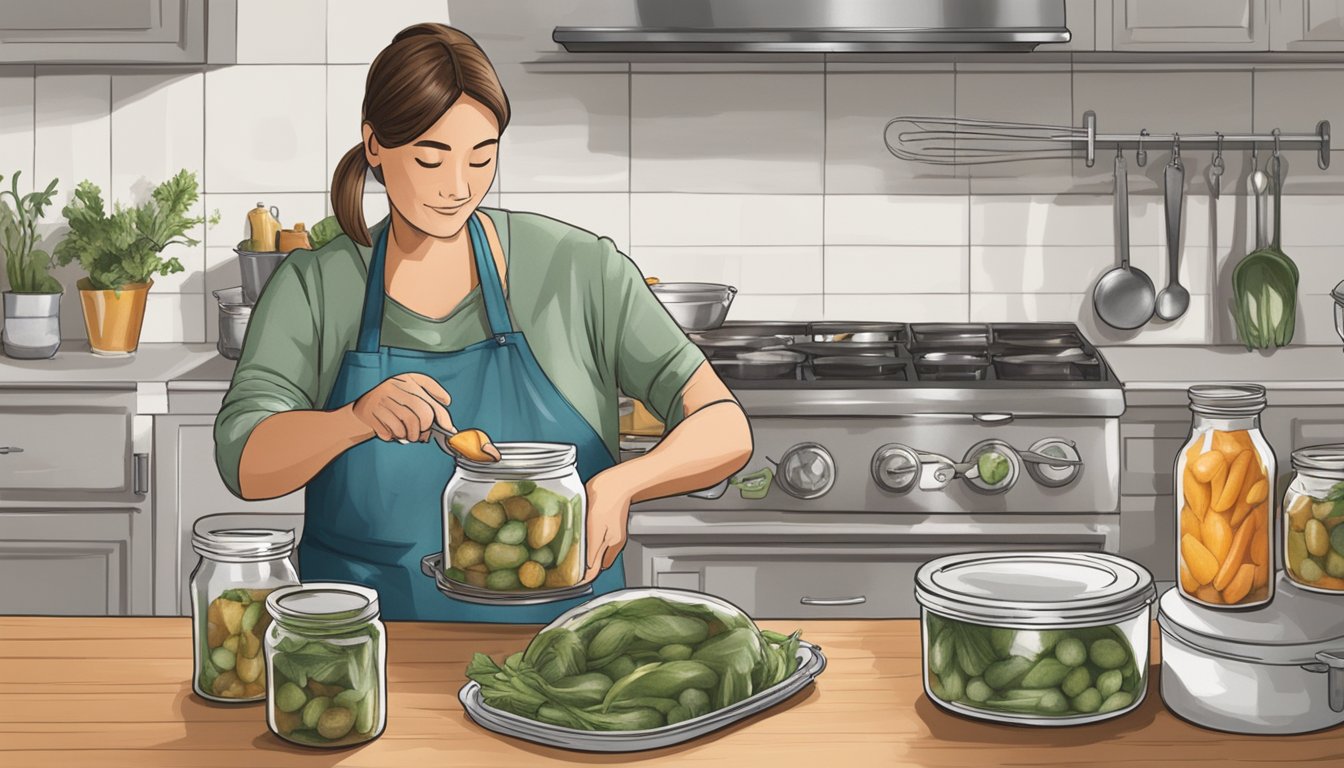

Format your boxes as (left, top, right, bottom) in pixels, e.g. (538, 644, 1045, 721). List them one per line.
(331, 142, 371, 246)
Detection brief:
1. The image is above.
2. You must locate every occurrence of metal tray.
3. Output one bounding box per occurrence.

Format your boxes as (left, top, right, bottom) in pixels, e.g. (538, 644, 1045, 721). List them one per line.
(420, 553, 593, 606)
(458, 641, 827, 752)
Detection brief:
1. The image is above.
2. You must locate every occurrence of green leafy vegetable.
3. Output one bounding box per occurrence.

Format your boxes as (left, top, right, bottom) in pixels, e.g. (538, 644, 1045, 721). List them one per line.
(0, 171, 62, 294)
(977, 451, 1011, 486)
(308, 215, 343, 250)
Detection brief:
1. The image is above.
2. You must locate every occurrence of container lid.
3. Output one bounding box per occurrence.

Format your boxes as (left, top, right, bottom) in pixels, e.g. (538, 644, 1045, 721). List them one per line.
(191, 514, 293, 562)
(454, 441, 577, 477)
(1187, 383, 1267, 417)
(1292, 444, 1344, 481)
(914, 551, 1156, 626)
(267, 582, 380, 633)
(1157, 578, 1344, 666)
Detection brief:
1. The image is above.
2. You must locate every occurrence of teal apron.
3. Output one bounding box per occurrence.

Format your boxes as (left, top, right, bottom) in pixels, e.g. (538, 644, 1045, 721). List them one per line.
(300, 214, 626, 622)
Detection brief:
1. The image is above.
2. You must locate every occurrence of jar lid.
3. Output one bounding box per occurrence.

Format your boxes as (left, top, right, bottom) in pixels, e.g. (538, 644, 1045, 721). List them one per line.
(1157, 578, 1344, 666)
(1187, 383, 1267, 417)
(1292, 444, 1344, 481)
(914, 551, 1156, 627)
(455, 441, 577, 477)
(191, 514, 294, 562)
(267, 582, 380, 633)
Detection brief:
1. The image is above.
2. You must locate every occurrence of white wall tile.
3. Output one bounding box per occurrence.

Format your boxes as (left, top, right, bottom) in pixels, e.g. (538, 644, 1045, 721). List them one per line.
(729, 294, 823, 322)
(631, 194, 822, 246)
(628, 246, 821, 295)
(0, 66, 34, 193)
(327, 0, 450, 65)
(973, 244, 1211, 296)
(1297, 294, 1341, 345)
(972, 293, 1211, 344)
(970, 195, 1164, 246)
(497, 193, 628, 252)
(235, 0, 326, 63)
(824, 294, 968, 322)
(826, 246, 967, 294)
(824, 195, 968, 246)
(362, 192, 390, 229)
(140, 292, 205, 343)
(500, 71, 629, 193)
(1253, 69, 1344, 140)
(205, 193, 329, 249)
(825, 70, 963, 195)
(1280, 195, 1344, 247)
(34, 72, 110, 255)
(325, 64, 367, 187)
(631, 72, 824, 193)
(204, 66, 326, 193)
(206, 246, 240, 294)
(956, 68, 1073, 194)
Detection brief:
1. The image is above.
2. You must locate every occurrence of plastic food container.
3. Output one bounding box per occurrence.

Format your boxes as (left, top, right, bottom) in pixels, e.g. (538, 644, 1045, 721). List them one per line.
(915, 552, 1156, 726)
(1284, 445, 1344, 592)
(264, 583, 386, 747)
(1175, 384, 1275, 609)
(442, 442, 585, 598)
(189, 515, 299, 702)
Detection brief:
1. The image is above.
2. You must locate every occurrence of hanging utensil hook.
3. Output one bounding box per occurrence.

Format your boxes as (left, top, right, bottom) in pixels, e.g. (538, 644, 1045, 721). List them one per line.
(1210, 133, 1225, 199)
(1136, 129, 1149, 167)
(1273, 128, 1282, 158)
(1171, 133, 1182, 165)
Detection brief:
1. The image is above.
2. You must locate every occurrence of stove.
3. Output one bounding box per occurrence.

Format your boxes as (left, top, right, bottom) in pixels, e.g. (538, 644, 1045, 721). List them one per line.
(623, 322, 1125, 619)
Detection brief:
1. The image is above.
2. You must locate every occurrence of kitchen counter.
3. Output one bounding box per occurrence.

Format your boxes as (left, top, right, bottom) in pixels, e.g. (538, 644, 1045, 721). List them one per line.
(0, 343, 221, 390)
(2, 617, 1337, 767)
(1098, 345, 1344, 391)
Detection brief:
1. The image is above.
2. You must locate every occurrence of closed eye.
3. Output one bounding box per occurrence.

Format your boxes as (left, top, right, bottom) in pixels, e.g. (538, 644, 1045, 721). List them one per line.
(469, 158, 492, 168)
(415, 158, 442, 169)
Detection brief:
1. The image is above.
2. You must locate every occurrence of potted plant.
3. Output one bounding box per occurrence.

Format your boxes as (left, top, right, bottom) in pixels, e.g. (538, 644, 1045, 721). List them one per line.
(54, 169, 214, 356)
(0, 172, 63, 359)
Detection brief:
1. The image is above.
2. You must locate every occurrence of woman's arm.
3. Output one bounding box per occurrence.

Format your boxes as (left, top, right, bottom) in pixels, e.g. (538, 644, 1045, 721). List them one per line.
(584, 361, 752, 578)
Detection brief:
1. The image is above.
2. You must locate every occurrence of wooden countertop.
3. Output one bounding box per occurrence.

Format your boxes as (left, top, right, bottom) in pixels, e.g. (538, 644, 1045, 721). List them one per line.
(2, 617, 1338, 767)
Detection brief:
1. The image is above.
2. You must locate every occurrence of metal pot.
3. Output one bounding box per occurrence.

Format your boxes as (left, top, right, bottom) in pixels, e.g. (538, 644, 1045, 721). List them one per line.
(649, 282, 736, 331)
(236, 247, 287, 304)
(2, 291, 61, 359)
(1158, 578, 1344, 734)
(213, 286, 253, 360)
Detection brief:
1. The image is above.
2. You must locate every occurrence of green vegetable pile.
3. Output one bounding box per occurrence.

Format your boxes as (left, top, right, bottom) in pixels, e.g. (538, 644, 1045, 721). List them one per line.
(0, 171, 62, 294)
(269, 627, 381, 746)
(466, 596, 803, 731)
(926, 614, 1143, 719)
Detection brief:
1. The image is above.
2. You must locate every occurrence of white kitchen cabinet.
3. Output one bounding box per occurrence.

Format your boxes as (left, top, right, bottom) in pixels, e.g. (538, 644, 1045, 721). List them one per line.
(1098, 0, 1270, 51)
(1270, 0, 1344, 50)
(0, 0, 206, 64)
(0, 508, 150, 615)
(1118, 403, 1187, 582)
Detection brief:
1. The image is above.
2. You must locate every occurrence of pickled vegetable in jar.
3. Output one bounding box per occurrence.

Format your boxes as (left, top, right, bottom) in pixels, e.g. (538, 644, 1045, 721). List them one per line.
(1175, 384, 1275, 609)
(1283, 445, 1344, 592)
(265, 583, 386, 748)
(189, 516, 299, 702)
(443, 442, 585, 594)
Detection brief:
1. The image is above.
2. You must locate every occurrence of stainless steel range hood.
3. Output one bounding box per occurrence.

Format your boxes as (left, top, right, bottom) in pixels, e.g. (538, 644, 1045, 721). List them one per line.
(554, 0, 1069, 54)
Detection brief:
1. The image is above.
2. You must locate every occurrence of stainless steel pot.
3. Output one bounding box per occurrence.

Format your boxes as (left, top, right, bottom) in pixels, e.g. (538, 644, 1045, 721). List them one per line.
(213, 286, 253, 360)
(649, 282, 736, 331)
(236, 247, 287, 304)
(2, 291, 61, 359)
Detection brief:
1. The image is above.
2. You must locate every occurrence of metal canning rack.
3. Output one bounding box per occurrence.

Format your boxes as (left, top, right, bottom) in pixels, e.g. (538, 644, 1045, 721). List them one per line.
(886, 110, 1332, 169)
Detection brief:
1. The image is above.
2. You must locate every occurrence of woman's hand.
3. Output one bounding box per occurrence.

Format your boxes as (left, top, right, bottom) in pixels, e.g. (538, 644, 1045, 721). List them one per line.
(582, 472, 634, 584)
(351, 373, 454, 443)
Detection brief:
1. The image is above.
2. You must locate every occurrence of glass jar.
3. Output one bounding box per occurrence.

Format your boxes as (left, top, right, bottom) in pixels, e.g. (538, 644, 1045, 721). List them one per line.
(442, 442, 585, 594)
(1283, 445, 1344, 592)
(914, 552, 1156, 726)
(189, 515, 299, 702)
(1174, 384, 1275, 609)
(264, 583, 387, 748)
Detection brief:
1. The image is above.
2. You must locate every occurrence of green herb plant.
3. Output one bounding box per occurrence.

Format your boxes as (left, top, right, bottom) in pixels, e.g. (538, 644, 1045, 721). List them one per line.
(0, 172, 62, 294)
(54, 169, 218, 291)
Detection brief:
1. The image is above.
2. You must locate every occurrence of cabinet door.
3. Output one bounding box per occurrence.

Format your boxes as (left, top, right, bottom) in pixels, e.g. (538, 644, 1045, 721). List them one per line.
(0, 390, 137, 499)
(0, 508, 149, 615)
(1271, 0, 1344, 50)
(1103, 0, 1269, 50)
(1119, 406, 1189, 496)
(0, 0, 204, 63)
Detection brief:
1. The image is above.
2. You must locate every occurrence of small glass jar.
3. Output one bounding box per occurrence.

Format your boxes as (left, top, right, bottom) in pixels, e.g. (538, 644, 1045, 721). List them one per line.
(264, 583, 387, 748)
(1174, 384, 1275, 609)
(442, 442, 585, 594)
(190, 515, 299, 702)
(1284, 445, 1344, 592)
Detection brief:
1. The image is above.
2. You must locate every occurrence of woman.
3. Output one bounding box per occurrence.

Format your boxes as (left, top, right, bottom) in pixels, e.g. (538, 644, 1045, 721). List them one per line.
(215, 23, 752, 622)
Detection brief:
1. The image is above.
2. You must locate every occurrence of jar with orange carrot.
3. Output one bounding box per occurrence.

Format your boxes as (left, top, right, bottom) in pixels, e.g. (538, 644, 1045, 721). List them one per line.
(1175, 384, 1274, 609)
(1283, 446, 1344, 593)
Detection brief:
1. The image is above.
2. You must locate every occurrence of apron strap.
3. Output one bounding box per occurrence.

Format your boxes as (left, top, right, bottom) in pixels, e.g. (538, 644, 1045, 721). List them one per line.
(469, 214, 514, 337)
(355, 224, 391, 353)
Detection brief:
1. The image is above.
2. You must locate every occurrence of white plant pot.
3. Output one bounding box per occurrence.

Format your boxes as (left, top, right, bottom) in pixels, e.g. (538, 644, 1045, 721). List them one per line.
(2, 291, 61, 359)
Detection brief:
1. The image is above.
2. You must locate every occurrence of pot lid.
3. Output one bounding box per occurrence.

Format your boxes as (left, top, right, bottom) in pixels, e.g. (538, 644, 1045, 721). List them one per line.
(914, 551, 1155, 626)
(1158, 577, 1344, 665)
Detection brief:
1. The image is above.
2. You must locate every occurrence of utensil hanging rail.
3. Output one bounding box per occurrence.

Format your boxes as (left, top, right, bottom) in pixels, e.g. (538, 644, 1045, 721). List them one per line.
(885, 112, 1332, 169)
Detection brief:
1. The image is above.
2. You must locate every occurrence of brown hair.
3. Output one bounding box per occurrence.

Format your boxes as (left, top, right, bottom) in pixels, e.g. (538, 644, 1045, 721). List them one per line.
(331, 23, 510, 246)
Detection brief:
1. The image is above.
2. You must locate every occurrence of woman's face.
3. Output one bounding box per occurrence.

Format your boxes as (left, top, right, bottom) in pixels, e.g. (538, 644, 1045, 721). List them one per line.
(363, 95, 500, 239)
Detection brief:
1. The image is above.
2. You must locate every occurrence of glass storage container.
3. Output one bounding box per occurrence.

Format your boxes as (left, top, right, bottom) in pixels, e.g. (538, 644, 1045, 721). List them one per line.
(264, 583, 386, 748)
(442, 442, 585, 595)
(189, 515, 299, 702)
(1283, 445, 1344, 592)
(1174, 384, 1275, 609)
(914, 552, 1156, 726)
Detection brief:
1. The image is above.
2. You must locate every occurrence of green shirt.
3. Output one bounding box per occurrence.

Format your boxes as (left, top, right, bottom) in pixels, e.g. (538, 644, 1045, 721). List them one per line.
(214, 208, 705, 496)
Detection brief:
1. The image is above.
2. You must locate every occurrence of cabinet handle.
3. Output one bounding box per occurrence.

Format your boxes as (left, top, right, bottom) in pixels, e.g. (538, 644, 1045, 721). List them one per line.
(799, 595, 867, 606)
(134, 453, 149, 495)
(0, 446, 23, 455)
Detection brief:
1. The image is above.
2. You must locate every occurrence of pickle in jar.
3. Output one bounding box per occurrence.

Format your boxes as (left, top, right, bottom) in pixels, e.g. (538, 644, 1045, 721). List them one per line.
(198, 588, 274, 700)
(1178, 429, 1271, 606)
(447, 483, 585, 592)
(269, 628, 381, 747)
(1284, 479, 1344, 591)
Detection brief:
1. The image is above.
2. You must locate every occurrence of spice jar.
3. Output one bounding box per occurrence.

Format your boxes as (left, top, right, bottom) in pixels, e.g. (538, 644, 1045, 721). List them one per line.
(264, 583, 387, 747)
(442, 442, 585, 595)
(1283, 445, 1344, 592)
(189, 515, 299, 702)
(1174, 384, 1275, 609)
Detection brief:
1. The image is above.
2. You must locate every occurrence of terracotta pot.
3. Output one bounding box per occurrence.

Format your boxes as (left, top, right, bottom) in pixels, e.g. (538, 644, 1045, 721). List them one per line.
(77, 279, 152, 356)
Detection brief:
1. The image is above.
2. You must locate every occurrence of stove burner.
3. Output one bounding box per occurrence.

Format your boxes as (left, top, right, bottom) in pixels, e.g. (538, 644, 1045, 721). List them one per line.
(710, 350, 803, 380)
(808, 322, 904, 343)
(789, 341, 899, 357)
(812, 355, 908, 379)
(909, 323, 991, 351)
(914, 352, 990, 381)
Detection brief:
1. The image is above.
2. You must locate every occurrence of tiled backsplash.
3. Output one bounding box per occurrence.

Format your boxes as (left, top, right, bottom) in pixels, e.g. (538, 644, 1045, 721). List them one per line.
(1, 0, 1342, 346)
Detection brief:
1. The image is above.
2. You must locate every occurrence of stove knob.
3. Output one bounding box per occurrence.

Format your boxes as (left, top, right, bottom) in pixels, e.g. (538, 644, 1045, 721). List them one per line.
(1025, 438, 1083, 487)
(872, 443, 920, 493)
(775, 442, 835, 499)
